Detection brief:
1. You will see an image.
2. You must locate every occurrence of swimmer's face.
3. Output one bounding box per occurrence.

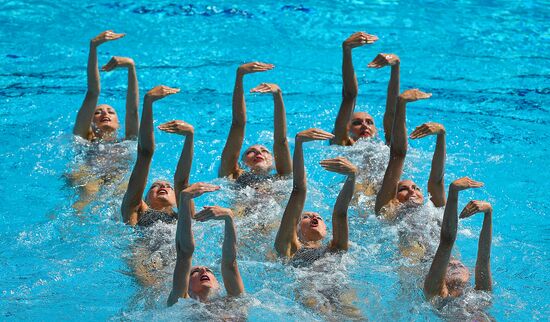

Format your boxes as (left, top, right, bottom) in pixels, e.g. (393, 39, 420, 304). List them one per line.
(299, 212, 327, 242)
(92, 104, 120, 132)
(445, 259, 470, 290)
(396, 180, 424, 205)
(189, 266, 220, 301)
(243, 145, 273, 173)
(349, 112, 376, 141)
(146, 180, 176, 209)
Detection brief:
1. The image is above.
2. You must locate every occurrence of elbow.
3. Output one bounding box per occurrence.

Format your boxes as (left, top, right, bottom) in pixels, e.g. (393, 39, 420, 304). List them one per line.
(231, 119, 246, 128)
(222, 258, 238, 271)
(177, 243, 195, 258)
(391, 146, 407, 158)
(86, 88, 100, 97)
(440, 231, 456, 246)
(138, 144, 154, 158)
(274, 136, 288, 147)
(342, 88, 358, 99)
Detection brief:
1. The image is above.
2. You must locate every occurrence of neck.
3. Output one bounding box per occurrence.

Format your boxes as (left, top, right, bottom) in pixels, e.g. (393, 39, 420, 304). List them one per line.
(94, 129, 117, 142)
(302, 239, 322, 248)
(150, 204, 175, 214)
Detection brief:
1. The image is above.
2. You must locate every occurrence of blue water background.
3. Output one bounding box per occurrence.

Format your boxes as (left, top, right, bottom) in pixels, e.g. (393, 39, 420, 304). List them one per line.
(0, 0, 548, 320)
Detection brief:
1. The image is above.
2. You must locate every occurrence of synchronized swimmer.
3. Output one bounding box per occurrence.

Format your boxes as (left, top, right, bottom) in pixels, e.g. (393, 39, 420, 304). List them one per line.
(72, 30, 494, 317)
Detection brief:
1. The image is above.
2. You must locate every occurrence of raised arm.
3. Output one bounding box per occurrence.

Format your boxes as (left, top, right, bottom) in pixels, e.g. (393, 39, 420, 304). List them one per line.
(274, 129, 334, 257)
(250, 83, 292, 175)
(73, 31, 125, 139)
(460, 200, 493, 291)
(375, 89, 432, 214)
(367, 53, 400, 145)
(332, 32, 378, 146)
(424, 177, 484, 299)
(158, 120, 194, 206)
(101, 56, 139, 139)
(168, 183, 220, 306)
(410, 122, 447, 207)
(219, 62, 274, 178)
(195, 206, 244, 297)
(320, 157, 357, 251)
(121, 86, 179, 225)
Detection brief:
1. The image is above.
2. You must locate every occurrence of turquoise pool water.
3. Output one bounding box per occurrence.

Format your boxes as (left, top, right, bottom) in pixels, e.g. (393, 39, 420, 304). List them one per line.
(1, 0, 548, 320)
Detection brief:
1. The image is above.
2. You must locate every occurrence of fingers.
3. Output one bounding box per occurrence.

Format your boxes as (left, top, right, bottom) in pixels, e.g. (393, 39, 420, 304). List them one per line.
(184, 182, 220, 199)
(459, 200, 491, 218)
(319, 157, 356, 174)
(250, 62, 275, 72)
(157, 120, 193, 134)
(101, 57, 118, 71)
(367, 54, 386, 68)
(345, 32, 378, 48)
(250, 83, 272, 93)
(194, 208, 215, 222)
(302, 128, 335, 141)
(409, 124, 432, 139)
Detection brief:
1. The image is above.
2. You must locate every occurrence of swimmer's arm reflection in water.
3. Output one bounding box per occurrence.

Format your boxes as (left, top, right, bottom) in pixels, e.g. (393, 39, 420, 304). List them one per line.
(73, 31, 126, 141)
(121, 86, 180, 225)
(375, 89, 432, 216)
(332, 32, 378, 146)
(424, 177, 491, 299)
(320, 157, 357, 251)
(218, 62, 274, 179)
(101, 56, 139, 140)
(250, 83, 292, 176)
(274, 129, 334, 258)
(168, 183, 245, 306)
(410, 122, 447, 207)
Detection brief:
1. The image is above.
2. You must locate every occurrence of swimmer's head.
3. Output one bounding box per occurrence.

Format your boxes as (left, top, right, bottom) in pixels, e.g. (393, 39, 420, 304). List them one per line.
(92, 104, 120, 134)
(349, 112, 376, 141)
(188, 265, 220, 301)
(145, 180, 176, 210)
(396, 180, 424, 205)
(298, 212, 327, 242)
(242, 145, 273, 174)
(444, 258, 470, 296)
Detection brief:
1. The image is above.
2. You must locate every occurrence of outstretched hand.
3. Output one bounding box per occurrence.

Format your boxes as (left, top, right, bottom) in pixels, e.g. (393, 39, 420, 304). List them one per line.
(410, 122, 445, 139)
(145, 85, 180, 102)
(450, 177, 484, 192)
(91, 30, 125, 47)
(101, 56, 135, 71)
(398, 89, 432, 102)
(158, 120, 194, 136)
(320, 157, 357, 176)
(250, 83, 281, 94)
(180, 182, 220, 200)
(194, 206, 233, 222)
(342, 32, 378, 49)
(460, 200, 492, 219)
(367, 53, 400, 68)
(237, 62, 274, 75)
(296, 128, 334, 143)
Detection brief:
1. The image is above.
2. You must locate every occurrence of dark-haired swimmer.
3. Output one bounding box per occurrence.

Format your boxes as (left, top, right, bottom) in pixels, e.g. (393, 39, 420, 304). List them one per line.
(73, 30, 139, 142)
(331, 32, 401, 146)
(219, 63, 292, 184)
(274, 128, 357, 264)
(121, 85, 190, 227)
(167, 183, 244, 305)
(375, 89, 448, 220)
(424, 177, 492, 300)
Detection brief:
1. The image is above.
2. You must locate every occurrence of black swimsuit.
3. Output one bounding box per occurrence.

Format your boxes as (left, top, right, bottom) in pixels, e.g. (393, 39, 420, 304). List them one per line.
(137, 208, 177, 227)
